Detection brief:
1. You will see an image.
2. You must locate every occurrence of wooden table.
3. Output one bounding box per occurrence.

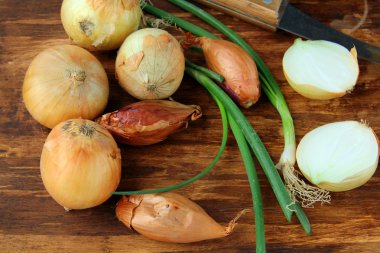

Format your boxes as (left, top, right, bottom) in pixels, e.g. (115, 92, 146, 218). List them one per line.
(1, 0, 379, 252)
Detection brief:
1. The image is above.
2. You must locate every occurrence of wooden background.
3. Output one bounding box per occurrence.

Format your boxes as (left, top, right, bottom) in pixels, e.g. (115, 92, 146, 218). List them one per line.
(1, 0, 380, 252)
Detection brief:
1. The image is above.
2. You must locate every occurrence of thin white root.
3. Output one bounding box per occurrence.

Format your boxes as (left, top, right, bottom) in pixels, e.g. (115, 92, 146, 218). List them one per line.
(348, 0, 368, 34)
(146, 17, 174, 29)
(282, 164, 331, 208)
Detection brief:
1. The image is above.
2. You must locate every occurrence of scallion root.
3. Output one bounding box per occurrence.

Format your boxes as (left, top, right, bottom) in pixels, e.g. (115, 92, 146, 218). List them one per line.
(146, 17, 174, 29)
(282, 164, 331, 208)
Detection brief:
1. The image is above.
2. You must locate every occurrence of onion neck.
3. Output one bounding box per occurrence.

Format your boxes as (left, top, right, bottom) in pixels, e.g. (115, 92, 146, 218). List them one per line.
(66, 68, 86, 89)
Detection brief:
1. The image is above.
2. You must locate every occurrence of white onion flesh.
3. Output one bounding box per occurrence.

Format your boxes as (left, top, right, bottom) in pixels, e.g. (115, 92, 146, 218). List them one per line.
(115, 28, 185, 100)
(283, 39, 359, 100)
(296, 121, 379, 192)
(61, 0, 141, 51)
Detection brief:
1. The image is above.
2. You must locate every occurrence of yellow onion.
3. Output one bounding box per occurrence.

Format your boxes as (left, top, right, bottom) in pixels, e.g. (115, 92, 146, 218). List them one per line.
(116, 193, 245, 243)
(115, 28, 185, 100)
(97, 100, 202, 146)
(296, 121, 379, 192)
(61, 0, 141, 51)
(283, 38, 359, 99)
(199, 37, 260, 108)
(23, 44, 109, 129)
(40, 119, 121, 210)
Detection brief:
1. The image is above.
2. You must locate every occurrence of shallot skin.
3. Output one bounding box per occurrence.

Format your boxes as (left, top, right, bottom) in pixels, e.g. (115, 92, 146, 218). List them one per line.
(116, 193, 236, 243)
(97, 100, 202, 146)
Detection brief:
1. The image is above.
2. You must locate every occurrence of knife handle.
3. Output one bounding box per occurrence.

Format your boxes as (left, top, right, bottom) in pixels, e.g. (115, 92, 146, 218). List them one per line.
(193, 0, 287, 30)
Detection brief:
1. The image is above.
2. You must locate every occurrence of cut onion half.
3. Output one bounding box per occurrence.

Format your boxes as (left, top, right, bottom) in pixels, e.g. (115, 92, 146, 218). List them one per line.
(283, 39, 359, 100)
(296, 121, 379, 192)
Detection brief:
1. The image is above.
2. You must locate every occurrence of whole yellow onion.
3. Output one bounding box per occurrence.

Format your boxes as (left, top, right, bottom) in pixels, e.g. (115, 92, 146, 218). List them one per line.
(23, 44, 109, 129)
(115, 28, 185, 100)
(40, 119, 121, 210)
(61, 0, 141, 51)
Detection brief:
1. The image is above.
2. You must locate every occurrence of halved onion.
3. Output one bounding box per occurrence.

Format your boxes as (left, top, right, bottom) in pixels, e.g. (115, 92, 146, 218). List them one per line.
(283, 39, 359, 100)
(296, 121, 379, 192)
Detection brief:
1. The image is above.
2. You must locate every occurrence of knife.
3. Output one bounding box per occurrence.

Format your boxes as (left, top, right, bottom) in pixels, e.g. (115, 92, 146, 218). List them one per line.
(194, 0, 380, 63)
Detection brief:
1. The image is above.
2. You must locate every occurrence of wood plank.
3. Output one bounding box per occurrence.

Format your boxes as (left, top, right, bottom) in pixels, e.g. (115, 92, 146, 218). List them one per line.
(1, 0, 379, 252)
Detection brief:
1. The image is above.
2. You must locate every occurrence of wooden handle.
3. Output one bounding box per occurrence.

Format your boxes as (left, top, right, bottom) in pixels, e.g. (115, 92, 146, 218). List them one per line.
(193, 0, 288, 31)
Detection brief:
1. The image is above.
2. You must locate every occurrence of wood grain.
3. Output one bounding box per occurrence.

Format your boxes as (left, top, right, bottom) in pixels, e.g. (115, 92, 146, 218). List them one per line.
(194, 0, 285, 30)
(1, 0, 380, 252)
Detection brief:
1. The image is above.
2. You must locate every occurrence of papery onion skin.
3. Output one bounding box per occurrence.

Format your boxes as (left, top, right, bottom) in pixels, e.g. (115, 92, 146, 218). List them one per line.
(115, 28, 185, 100)
(116, 193, 236, 243)
(97, 100, 202, 146)
(199, 37, 260, 108)
(61, 0, 141, 51)
(283, 39, 359, 100)
(23, 44, 109, 129)
(296, 121, 379, 192)
(40, 119, 121, 210)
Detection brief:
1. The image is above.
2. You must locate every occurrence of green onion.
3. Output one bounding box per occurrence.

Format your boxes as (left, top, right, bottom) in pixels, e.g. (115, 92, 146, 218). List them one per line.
(168, 0, 330, 209)
(185, 59, 224, 83)
(185, 60, 266, 249)
(143, 1, 311, 234)
(144, 0, 302, 217)
(229, 114, 265, 253)
(185, 65, 291, 217)
(185, 65, 311, 234)
(112, 93, 229, 195)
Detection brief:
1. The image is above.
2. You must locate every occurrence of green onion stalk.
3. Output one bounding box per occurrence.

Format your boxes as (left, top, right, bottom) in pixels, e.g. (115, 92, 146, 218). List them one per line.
(185, 64, 311, 235)
(186, 61, 267, 250)
(143, 0, 330, 208)
(228, 114, 265, 253)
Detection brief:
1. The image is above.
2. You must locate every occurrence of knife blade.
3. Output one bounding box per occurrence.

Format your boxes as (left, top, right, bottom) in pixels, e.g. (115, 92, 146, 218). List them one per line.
(194, 0, 380, 63)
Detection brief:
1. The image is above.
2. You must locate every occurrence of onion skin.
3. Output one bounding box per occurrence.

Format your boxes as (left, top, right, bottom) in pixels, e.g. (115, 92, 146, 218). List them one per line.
(199, 37, 260, 108)
(23, 44, 109, 129)
(97, 100, 202, 146)
(40, 119, 121, 210)
(116, 193, 237, 243)
(115, 28, 185, 100)
(61, 0, 141, 51)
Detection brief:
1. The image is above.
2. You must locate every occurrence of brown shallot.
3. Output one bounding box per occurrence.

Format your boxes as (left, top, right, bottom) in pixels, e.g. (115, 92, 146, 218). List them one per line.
(198, 37, 260, 108)
(97, 100, 202, 146)
(116, 193, 246, 243)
